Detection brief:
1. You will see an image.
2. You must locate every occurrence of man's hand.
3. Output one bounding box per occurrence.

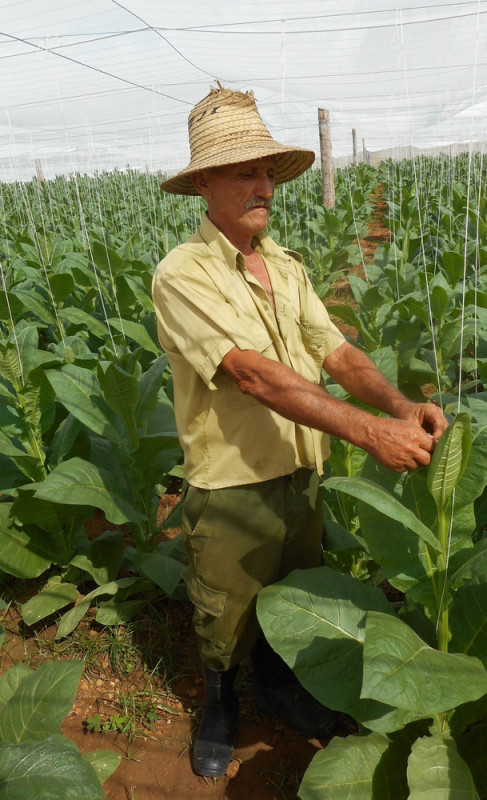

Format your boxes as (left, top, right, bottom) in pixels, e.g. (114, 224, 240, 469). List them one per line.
(363, 416, 437, 473)
(392, 399, 449, 442)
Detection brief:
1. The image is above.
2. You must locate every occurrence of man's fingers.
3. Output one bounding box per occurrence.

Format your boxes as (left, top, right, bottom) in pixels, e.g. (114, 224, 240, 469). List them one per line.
(425, 433, 436, 451)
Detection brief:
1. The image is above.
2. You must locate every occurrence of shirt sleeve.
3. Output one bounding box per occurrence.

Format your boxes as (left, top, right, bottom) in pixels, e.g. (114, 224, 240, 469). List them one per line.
(152, 257, 272, 389)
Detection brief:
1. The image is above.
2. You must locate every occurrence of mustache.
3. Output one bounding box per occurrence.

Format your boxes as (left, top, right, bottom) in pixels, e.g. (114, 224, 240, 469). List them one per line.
(244, 198, 272, 210)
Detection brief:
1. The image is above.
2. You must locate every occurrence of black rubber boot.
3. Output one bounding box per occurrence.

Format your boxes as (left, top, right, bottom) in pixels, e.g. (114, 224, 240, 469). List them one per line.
(191, 664, 239, 778)
(251, 637, 338, 739)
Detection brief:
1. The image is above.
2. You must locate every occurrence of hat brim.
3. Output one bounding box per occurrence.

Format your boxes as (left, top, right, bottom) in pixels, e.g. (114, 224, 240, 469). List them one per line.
(160, 143, 315, 195)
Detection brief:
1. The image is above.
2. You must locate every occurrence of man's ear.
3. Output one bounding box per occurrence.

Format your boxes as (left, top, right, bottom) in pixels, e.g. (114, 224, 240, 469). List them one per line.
(191, 170, 211, 199)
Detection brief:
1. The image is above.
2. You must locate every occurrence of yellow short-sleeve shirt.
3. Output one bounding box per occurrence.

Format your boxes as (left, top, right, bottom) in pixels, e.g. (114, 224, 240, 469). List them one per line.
(152, 214, 345, 489)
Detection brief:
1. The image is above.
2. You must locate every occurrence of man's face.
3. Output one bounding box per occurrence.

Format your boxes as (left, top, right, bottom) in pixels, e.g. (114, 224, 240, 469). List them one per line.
(192, 156, 277, 246)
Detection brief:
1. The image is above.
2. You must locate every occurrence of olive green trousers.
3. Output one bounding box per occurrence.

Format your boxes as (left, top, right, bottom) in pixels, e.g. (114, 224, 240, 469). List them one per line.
(181, 469, 323, 671)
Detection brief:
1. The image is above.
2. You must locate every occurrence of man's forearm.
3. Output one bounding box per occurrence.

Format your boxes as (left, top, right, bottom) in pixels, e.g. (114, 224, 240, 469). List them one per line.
(224, 346, 379, 448)
(323, 341, 411, 418)
(221, 345, 444, 472)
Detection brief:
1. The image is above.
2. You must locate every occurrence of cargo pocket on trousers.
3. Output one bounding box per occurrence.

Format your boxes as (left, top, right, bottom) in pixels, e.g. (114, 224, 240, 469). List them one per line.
(184, 569, 227, 618)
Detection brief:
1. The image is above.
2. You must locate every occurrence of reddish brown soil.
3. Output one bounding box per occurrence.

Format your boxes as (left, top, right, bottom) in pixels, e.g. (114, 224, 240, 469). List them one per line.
(359, 184, 391, 264)
(325, 183, 390, 340)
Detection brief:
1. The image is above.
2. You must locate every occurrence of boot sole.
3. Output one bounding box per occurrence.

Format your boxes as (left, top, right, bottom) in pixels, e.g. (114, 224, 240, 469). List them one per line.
(191, 747, 234, 778)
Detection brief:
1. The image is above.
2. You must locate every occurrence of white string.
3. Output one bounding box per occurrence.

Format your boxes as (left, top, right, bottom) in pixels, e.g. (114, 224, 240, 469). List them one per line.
(396, 7, 444, 408)
(280, 18, 289, 249)
(457, 0, 482, 412)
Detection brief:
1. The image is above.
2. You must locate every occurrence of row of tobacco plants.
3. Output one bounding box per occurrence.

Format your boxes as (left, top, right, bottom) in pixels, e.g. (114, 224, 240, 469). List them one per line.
(259, 154, 487, 799)
(0, 155, 486, 797)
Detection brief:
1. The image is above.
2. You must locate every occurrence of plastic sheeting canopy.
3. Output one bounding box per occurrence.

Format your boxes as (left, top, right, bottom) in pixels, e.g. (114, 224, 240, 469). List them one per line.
(0, 0, 486, 180)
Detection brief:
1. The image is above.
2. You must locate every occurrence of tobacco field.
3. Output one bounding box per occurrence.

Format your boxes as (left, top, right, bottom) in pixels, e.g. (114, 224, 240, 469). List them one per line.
(0, 156, 486, 799)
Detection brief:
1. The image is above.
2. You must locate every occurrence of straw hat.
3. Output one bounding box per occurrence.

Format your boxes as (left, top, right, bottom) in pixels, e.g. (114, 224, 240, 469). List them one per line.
(160, 87, 315, 195)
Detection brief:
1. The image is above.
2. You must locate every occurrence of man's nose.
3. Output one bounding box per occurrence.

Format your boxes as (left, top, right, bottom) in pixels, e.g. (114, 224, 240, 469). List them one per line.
(255, 174, 275, 197)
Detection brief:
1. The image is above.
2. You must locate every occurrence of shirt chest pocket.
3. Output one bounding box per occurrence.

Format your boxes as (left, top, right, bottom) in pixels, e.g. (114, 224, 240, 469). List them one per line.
(290, 319, 327, 382)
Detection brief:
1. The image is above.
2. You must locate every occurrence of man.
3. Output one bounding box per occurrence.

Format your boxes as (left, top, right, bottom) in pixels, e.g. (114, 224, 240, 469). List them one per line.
(152, 87, 447, 778)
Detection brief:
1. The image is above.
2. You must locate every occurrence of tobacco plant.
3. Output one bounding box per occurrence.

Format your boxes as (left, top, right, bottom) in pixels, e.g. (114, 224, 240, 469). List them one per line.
(0, 660, 120, 799)
(257, 414, 487, 799)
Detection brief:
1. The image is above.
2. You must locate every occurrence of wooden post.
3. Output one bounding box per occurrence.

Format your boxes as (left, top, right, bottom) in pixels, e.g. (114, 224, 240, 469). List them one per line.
(318, 108, 335, 208)
(352, 129, 357, 165)
(362, 138, 366, 163)
(34, 159, 45, 183)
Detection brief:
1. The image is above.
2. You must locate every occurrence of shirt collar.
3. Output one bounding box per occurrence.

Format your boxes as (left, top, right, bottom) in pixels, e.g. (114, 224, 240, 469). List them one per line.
(198, 213, 244, 271)
(197, 212, 303, 272)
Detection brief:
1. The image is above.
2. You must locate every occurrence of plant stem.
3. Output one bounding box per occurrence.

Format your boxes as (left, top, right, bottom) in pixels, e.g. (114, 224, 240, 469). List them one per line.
(436, 504, 450, 654)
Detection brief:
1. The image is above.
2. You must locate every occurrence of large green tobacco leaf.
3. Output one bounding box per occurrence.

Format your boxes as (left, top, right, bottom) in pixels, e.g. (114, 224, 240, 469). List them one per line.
(298, 723, 425, 800)
(257, 567, 420, 731)
(33, 457, 145, 524)
(58, 307, 110, 339)
(407, 734, 479, 799)
(362, 612, 487, 714)
(97, 363, 140, 447)
(0, 454, 29, 494)
(356, 446, 482, 593)
(0, 504, 54, 578)
(323, 477, 440, 550)
(0, 735, 104, 800)
(0, 430, 36, 460)
(48, 413, 87, 466)
(11, 287, 57, 326)
(90, 239, 126, 275)
(95, 598, 148, 626)
(298, 730, 412, 800)
(119, 273, 154, 312)
(449, 582, 487, 664)
(132, 433, 182, 484)
(0, 665, 33, 711)
(0, 661, 83, 744)
(449, 538, 487, 588)
(442, 251, 466, 286)
(427, 413, 471, 510)
(429, 273, 451, 324)
(44, 364, 126, 447)
(107, 317, 160, 355)
(56, 577, 138, 639)
(127, 547, 185, 595)
(452, 423, 487, 538)
(20, 579, 78, 627)
(11, 488, 91, 544)
(82, 749, 122, 787)
(136, 355, 168, 426)
(70, 529, 124, 586)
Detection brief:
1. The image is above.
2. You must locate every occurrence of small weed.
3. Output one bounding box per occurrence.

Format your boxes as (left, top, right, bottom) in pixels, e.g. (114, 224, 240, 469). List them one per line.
(86, 711, 136, 738)
(262, 758, 302, 800)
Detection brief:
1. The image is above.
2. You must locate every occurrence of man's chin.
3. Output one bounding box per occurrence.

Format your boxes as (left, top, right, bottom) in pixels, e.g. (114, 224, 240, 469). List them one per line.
(248, 207, 270, 229)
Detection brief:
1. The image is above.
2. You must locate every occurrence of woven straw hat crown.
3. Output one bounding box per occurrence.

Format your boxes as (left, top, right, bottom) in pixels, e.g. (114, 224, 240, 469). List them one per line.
(160, 87, 315, 195)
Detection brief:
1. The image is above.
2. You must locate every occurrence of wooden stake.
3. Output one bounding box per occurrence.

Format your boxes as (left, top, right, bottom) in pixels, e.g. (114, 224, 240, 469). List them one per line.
(352, 129, 357, 165)
(318, 108, 335, 208)
(34, 159, 45, 183)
